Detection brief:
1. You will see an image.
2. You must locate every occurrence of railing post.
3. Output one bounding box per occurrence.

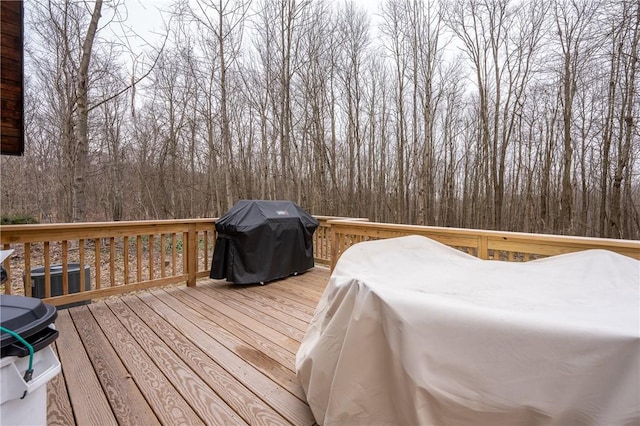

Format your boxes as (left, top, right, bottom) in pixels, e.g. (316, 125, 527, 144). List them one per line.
(2, 243, 12, 295)
(330, 224, 339, 272)
(187, 223, 197, 287)
(478, 235, 489, 260)
(24, 243, 31, 297)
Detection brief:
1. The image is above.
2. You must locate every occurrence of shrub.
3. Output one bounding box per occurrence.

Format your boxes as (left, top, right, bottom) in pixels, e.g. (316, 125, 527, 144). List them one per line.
(1, 214, 39, 225)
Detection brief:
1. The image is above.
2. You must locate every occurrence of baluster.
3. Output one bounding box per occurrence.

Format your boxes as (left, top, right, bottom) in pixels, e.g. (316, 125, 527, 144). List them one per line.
(123, 236, 129, 285)
(24, 243, 31, 297)
(94, 238, 101, 289)
(136, 235, 142, 283)
(79, 239, 87, 291)
(171, 233, 177, 275)
(149, 234, 155, 281)
(160, 234, 166, 278)
(44, 241, 51, 298)
(61, 240, 68, 295)
(108, 237, 115, 287)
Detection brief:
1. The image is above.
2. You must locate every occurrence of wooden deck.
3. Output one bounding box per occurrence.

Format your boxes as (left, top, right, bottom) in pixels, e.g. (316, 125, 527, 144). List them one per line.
(46, 267, 330, 425)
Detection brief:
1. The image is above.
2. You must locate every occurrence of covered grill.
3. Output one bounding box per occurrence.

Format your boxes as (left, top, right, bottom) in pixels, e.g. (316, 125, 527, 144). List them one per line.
(210, 200, 319, 284)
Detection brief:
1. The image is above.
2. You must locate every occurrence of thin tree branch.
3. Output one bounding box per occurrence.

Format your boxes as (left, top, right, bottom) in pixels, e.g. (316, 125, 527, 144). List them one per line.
(88, 17, 171, 112)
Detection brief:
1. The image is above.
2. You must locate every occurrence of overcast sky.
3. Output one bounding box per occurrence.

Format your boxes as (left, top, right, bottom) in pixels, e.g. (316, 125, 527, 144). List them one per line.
(118, 0, 380, 47)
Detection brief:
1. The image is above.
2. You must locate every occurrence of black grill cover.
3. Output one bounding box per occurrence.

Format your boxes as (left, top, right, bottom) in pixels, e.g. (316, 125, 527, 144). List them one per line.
(210, 200, 319, 284)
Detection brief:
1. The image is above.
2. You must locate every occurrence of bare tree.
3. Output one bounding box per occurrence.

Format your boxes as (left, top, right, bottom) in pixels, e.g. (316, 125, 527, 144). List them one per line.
(609, 0, 639, 237)
(186, 0, 250, 210)
(552, 0, 600, 233)
(337, 2, 370, 215)
(29, 0, 107, 220)
(296, 0, 341, 213)
(381, 0, 410, 223)
(8, 0, 639, 240)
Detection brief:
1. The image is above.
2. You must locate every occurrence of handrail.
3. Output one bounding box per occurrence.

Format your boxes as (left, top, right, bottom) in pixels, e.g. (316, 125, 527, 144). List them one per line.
(2, 217, 637, 305)
(1, 219, 218, 306)
(328, 220, 640, 270)
(313, 216, 369, 265)
(0, 216, 349, 306)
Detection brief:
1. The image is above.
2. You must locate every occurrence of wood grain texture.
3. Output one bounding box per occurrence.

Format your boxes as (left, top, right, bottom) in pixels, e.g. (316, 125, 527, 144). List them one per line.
(45, 271, 329, 426)
(47, 343, 75, 426)
(68, 306, 160, 426)
(174, 286, 299, 367)
(120, 294, 290, 425)
(103, 298, 246, 425)
(87, 302, 205, 425)
(228, 282, 315, 323)
(210, 283, 310, 332)
(0, 0, 23, 156)
(53, 310, 117, 425)
(254, 281, 321, 309)
(142, 290, 314, 423)
(269, 277, 325, 300)
(249, 284, 317, 317)
(199, 284, 308, 340)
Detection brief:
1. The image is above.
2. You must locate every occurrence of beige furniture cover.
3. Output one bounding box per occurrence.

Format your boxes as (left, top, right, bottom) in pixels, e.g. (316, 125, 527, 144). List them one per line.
(296, 236, 640, 425)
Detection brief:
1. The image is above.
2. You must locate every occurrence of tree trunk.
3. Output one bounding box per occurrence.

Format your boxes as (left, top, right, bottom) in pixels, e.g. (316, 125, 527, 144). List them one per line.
(73, 0, 102, 222)
(610, 1, 639, 238)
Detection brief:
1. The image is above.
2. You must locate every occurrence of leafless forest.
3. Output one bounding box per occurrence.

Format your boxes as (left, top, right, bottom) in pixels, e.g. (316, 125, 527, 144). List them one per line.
(1, 0, 638, 239)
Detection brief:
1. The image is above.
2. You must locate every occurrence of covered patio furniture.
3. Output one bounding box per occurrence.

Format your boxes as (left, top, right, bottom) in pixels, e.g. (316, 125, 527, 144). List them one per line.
(297, 235, 640, 426)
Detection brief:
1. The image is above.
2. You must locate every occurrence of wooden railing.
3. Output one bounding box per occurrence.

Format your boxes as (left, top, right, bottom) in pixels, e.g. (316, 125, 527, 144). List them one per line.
(312, 216, 369, 265)
(2, 217, 637, 306)
(328, 220, 640, 270)
(1, 219, 217, 306)
(0, 216, 350, 306)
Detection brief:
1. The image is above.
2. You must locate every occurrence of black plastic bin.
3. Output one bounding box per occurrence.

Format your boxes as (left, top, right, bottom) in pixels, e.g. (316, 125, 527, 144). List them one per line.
(0, 294, 59, 358)
(26, 263, 91, 309)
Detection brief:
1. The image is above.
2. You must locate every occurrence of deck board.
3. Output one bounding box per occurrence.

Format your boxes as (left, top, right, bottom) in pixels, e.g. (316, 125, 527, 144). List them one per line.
(54, 310, 118, 426)
(88, 302, 206, 425)
(68, 306, 159, 426)
(47, 344, 75, 426)
(48, 266, 329, 425)
(192, 285, 304, 350)
(245, 286, 316, 320)
(215, 284, 312, 332)
(198, 285, 308, 339)
(255, 283, 321, 309)
(234, 284, 314, 320)
(104, 299, 246, 425)
(165, 286, 298, 372)
(118, 295, 289, 425)
(140, 290, 313, 424)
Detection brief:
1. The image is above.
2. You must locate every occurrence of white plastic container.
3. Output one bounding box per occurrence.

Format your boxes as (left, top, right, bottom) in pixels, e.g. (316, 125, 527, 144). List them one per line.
(0, 343, 61, 425)
(1, 294, 61, 426)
